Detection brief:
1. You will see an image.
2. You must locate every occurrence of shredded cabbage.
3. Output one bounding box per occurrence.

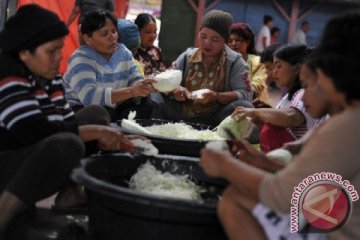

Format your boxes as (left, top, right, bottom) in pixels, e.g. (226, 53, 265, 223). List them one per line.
(129, 161, 204, 200)
(144, 122, 223, 140)
(122, 111, 254, 141)
(131, 139, 159, 156)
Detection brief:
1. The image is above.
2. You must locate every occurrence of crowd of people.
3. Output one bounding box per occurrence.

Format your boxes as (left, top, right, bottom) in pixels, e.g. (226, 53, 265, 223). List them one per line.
(0, 3, 359, 240)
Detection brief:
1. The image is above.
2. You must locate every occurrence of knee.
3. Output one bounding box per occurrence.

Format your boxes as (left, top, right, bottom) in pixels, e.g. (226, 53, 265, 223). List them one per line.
(76, 105, 111, 125)
(43, 133, 85, 169)
(218, 185, 255, 217)
(230, 99, 254, 109)
(217, 186, 238, 218)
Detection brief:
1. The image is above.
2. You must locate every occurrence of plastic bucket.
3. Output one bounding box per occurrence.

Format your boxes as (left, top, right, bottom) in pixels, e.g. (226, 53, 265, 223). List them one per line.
(72, 153, 227, 240)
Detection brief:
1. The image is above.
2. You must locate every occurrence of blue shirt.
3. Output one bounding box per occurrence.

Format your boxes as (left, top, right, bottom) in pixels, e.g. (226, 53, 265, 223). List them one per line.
(64, 43, 143, 108)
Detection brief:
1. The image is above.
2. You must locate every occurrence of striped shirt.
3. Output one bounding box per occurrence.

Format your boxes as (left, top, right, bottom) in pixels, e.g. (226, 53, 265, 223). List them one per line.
(276, 89, 322, 139)
(0, 54, 78, 151)
(64, 43, 143, 108)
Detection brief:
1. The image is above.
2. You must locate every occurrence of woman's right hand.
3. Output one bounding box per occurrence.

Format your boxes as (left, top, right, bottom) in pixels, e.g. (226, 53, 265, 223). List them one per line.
(130, 79, 156, 97)
(96, 126, 134, 152)
(172, 86, 191, 101)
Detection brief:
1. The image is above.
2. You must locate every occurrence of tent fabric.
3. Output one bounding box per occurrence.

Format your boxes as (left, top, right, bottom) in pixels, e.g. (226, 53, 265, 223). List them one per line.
(17, 0, 129, 75)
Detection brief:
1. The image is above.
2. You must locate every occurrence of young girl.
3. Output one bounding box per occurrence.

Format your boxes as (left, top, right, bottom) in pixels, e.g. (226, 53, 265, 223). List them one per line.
(232, 44, 317, 152)
(134, 13, 166, 76)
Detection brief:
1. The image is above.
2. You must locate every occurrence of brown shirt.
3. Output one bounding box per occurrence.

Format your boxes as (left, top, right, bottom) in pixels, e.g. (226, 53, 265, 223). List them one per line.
(182, 49, 226, 118)
(260, 106, 360, 239)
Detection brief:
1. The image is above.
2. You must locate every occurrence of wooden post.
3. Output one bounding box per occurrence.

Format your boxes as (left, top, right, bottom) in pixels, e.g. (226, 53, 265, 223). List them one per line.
(272, 0, 320, 42)
(288, 0, 300, 41)
(187, 0, 220, 46)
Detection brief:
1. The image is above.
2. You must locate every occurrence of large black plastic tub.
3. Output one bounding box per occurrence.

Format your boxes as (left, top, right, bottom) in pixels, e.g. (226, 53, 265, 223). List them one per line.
(72, 153, 228, 240)
(117, 119, 220, 157)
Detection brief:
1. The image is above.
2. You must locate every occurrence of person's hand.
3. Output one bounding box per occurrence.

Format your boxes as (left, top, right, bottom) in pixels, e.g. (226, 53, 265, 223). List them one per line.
(252, 98, 272, 108)
(96, 126, 134, 152)
(199, 148, 233, 177)
(231, 139, 263, 163)
(231, 107, 256, 121)
(194, 90, 217, 105)
(130, 79, 156, 97)
(232, 139, 284, 172)
(143, 77, 158, 93)
(172, 86, 191, 101)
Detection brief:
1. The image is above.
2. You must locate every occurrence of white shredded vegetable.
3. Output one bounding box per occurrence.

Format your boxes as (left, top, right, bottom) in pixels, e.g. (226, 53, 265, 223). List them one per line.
(143, 122, 224, 140)
(131, 139, 159, 156)
(123, 111, 226, 141)
(129, 161, 204, 200)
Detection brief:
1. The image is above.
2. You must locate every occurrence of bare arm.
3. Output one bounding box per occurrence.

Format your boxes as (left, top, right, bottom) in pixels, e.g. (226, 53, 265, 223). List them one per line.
(200, 148, 270, 201)
(261, 36, 267, 50)
(233, 107, 306, 128)
(111, 79, 155, 104)
(217, 91, 240, 105)
(78, 125, 133, 152)
(66, 6, 80, 26)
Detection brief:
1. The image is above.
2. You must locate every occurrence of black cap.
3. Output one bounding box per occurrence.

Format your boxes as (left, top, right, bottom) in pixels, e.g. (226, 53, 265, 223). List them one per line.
(0, 4, 69, 54)
(200, 10, 233, 41)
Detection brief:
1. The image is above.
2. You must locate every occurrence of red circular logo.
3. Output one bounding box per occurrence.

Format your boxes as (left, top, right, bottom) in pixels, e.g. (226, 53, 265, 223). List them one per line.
(301, 182, 351, 231)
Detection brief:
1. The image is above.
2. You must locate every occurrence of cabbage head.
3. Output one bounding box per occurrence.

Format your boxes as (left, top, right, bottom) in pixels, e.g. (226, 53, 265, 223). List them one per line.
(215, 116, 254, 139)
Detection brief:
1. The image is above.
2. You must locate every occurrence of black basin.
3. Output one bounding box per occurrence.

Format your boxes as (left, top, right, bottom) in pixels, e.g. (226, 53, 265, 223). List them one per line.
(72, 153, 228, 240)
(117, 119, 225, 157)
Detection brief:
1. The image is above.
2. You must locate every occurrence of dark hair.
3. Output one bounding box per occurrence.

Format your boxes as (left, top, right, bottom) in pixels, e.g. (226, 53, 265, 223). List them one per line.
(134, 13, 156, 31)
(303, 51, 318, 74)
(271, 27, 280, 36)
(301, 21, 309, 27)
(264, 15, 273, 24)
(316, 11, 360, 103)
(230, 23, 255, 54)
(275, 44, 313, 100)
(80, 10, 118, 37)
(260, 43, 282, 63)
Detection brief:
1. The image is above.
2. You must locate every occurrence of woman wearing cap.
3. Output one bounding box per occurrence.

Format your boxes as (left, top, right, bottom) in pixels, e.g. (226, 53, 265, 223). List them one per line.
(134, 13, 166, 76)
(0, 4, 134, 234)
(151, 10, 253, 127)
(64, 10, 155, 120)
(200, 11, 360, 240)
(228, 23, 269, 105)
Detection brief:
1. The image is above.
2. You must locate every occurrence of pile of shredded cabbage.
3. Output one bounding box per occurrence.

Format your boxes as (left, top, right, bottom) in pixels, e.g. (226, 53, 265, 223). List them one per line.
(123, 111, 225, 141)
(129, 161, 204, 200)
(144, 122, 224, 140)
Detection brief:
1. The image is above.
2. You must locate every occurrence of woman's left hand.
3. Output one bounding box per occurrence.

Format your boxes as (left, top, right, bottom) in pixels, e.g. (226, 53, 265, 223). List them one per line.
(231, 107, 256, 121)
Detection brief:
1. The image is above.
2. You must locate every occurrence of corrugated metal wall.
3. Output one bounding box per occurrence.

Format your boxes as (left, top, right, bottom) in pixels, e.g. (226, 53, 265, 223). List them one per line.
(159, 0, 359, 65)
